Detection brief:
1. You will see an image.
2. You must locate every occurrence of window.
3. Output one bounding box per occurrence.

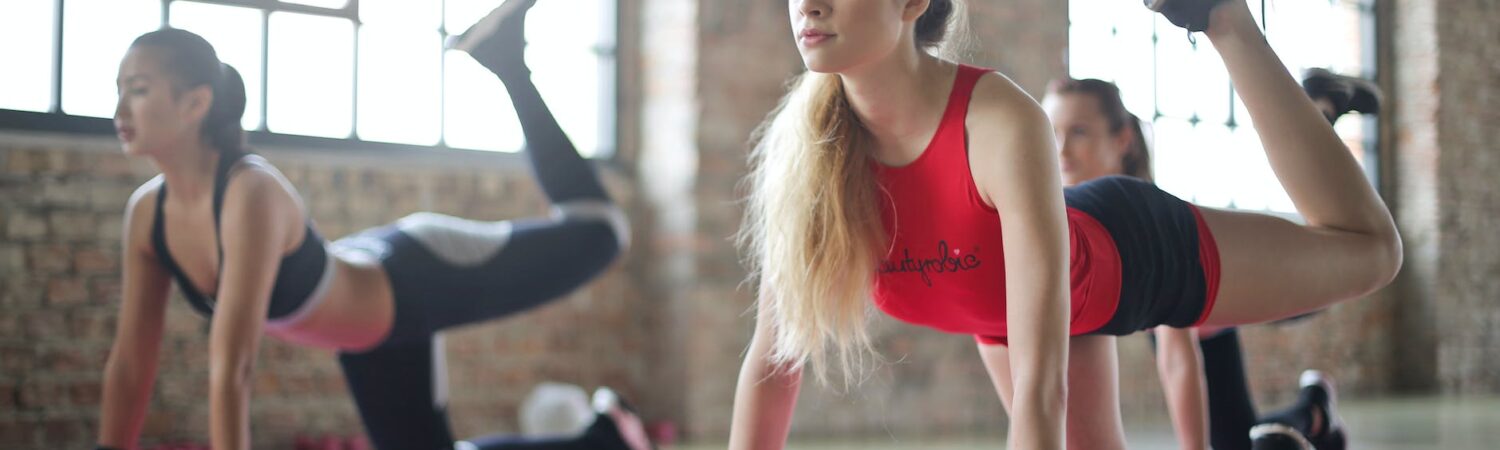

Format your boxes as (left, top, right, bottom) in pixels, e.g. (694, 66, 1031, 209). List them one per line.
(1, 0, 618, 157)
(1068, 0, 1378, 213)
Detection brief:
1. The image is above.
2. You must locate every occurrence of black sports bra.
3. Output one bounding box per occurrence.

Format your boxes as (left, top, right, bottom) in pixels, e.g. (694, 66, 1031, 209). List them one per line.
(149, 152, 332, 324)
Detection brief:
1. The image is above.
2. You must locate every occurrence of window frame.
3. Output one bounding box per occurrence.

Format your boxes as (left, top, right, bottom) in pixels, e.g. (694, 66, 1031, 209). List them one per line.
(0, 0, 621, 159)
(1066, 0, 1382, 213)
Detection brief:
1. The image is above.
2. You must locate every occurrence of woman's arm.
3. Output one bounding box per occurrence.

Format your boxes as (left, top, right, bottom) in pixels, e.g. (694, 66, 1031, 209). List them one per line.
(207, 167, 302, 450)
(1155, 326, 1209, 450)
(98, 181, 174, 449)
(968, 73, 1071, 450)
(728, 288, 804, 450)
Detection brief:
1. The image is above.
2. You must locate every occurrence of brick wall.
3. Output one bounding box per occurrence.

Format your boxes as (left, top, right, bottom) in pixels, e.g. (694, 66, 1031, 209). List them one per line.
(1387, 0, 1500, 394)
(0, 133, 649, 449)
(4, 0, 1496, 447)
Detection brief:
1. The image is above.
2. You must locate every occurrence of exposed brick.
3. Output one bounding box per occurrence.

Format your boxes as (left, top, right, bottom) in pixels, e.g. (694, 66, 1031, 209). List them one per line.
(92, 153, 140, 178)
(91, 278, 123, 305)
(25, 244, 71, 275)
(89, 182, 136, 211)
(4, 148, 45, 174)
(0, 421, 31, 448)
(68, 310, 117, 342)
(40, 178, 92, 208)
(36, 345, 91, 373)
(45, 277, 88, 306)
(48, 211, 97, 242)
(0, 277, 44, 308)
(74, 247, 117, 274)
(21, 311, 67, 341)
(16, 379, 67, 409)
(5, 210, 48, 240)
(0, 244, 24, 272)
(0, 381, 15, 410)
(96, 218, 125, 242)
(38, 418, 85, 445)
(69, 380, 102, 406)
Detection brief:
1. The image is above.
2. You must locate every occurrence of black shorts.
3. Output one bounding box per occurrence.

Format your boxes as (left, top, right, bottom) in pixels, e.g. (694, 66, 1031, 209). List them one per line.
(1064, 175, 1220, 335)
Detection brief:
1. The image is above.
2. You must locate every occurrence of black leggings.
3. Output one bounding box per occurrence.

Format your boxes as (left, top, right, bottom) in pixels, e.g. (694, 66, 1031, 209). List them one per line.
(332, 69, 626, 449)
(1200, 328, 1258, 450)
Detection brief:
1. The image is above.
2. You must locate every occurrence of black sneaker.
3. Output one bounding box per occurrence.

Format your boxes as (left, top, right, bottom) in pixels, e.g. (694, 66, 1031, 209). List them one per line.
(1297, 370, 1349, 450)
(1250, 423, 1315, 450)
(1258, 370, 1349, 450)
(1144, 0, 1231, 32)
(446, 0, 537, 80)
(1302, 68, 1383, 124)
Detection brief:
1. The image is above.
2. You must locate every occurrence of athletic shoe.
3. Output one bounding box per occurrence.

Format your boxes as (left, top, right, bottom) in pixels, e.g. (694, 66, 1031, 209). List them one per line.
(1250, 423, 1315, 450)
(1302, 68, 1383, 124)
(1144, 0, 1231, 32)
(446, 0, 536, 80)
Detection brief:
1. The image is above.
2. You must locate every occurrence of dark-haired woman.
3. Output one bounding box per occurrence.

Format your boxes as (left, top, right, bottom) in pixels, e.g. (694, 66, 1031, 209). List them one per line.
(95, 1, 648, 449)
(730, 0, 1400, 448)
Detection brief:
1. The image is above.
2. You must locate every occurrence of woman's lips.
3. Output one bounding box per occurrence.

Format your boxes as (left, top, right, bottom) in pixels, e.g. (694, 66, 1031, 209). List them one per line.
(799, 28, 834, 46)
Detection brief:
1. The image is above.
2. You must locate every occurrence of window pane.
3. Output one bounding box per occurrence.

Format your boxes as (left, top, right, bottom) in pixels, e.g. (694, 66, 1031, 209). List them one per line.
(443, 0, 612, 155)
(443, 50, 523, 152)
(279, 0, 349, 9)
(360, 0, 439, 29)
(61, 0, 160, 118)
(169, 1, 265, 131)
(267, 12, 354, 138)
(0, 0, 57, 112)
(1153, 29, 1197, 121)
(527, 0, 610, 156)
(357, 25, 441, 145)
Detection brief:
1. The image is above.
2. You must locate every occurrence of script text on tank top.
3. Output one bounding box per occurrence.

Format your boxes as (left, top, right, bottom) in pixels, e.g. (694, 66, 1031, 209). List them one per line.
(877, 240, 984, 287)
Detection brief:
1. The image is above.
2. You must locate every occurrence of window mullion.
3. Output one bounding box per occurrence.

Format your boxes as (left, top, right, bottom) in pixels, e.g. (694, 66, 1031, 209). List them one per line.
(50, 0, 65, 113)
(260, 8, 270, 131)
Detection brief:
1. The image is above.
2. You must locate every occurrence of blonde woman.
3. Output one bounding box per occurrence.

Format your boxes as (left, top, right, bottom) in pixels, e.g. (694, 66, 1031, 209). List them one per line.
(730, 0, 1401, 449)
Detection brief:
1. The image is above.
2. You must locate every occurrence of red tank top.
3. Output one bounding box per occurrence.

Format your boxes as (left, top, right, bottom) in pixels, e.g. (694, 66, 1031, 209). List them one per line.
(871, 65, 1122, 344)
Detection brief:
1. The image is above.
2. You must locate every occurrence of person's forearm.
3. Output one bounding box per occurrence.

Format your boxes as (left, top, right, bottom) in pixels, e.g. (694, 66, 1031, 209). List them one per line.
(1008, 364, 1067, 450)
(209, 376, 252, 450)
(98, 359, 158, 448)
(729, 349, 801, 449)
(1006, 292, 1070, 450)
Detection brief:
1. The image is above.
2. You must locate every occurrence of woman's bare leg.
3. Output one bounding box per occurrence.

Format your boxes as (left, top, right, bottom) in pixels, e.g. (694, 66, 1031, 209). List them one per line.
(1175, 0, 1401, 325)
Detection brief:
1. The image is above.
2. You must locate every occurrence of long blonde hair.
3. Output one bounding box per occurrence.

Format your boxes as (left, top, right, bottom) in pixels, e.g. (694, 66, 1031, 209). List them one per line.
(738, 0, 961, 384)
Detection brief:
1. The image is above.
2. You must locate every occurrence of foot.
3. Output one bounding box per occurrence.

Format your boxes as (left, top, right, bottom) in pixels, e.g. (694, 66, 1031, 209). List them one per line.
(1302, 68, 1383, 124)
(1250, 423, 1314, 450)
(1297, 370, 1349, 450)
(447, 0, 536, 80)
(590, 387, 654, 450)
(1143, 0, 1232, 32)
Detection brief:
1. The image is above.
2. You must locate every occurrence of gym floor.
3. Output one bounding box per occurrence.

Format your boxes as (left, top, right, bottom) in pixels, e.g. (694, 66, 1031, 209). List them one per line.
(679, 396, 1500, 449)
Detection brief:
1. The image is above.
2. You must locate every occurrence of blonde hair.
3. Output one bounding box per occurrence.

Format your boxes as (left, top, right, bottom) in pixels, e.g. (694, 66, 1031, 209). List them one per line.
(738, 0, 963, 384)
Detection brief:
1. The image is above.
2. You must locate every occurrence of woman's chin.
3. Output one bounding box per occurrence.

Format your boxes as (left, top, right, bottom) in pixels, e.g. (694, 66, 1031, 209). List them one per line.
(801, 54, 850, 74)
